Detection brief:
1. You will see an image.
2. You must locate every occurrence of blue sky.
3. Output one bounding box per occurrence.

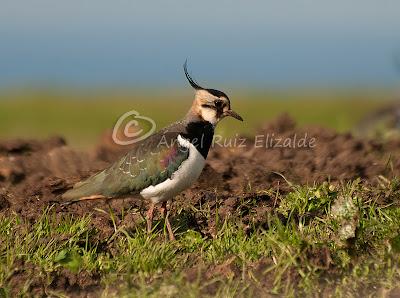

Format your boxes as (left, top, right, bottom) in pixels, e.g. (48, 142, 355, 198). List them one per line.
(1, 0, 400, 88)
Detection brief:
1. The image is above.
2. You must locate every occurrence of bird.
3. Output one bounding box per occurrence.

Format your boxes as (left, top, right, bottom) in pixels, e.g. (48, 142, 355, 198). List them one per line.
(60, 61, 243, 240)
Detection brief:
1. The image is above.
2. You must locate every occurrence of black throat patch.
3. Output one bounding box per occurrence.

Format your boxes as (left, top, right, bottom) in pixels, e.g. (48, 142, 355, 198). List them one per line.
(182, 121, 214, 159)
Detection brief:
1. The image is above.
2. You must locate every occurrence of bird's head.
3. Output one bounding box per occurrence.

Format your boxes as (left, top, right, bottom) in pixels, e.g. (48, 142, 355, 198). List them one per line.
(184, 61, 243, 126)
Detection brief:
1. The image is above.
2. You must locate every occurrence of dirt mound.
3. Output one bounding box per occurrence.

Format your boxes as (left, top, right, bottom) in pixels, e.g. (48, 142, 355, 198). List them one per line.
(1, 114, 400, 225)
(1, 115, 400, 295)
(200, 113, 400, 196)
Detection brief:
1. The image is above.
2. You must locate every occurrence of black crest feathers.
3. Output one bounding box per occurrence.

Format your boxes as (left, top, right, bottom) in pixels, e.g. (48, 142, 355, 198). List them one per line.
(183, 60, 203, 90)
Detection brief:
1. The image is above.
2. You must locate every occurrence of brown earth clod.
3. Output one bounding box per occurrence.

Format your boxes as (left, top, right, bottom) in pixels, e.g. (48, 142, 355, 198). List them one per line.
(2, 115, 400, 296)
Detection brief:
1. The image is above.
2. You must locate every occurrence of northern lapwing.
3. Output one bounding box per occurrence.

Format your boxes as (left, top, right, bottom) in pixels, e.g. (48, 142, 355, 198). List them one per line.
(61, 62, 243, 240)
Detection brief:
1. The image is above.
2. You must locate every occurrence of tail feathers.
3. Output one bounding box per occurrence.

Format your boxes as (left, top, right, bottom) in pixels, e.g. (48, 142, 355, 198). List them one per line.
(59, 194, 108, 207)
(62, 170, 108, 202)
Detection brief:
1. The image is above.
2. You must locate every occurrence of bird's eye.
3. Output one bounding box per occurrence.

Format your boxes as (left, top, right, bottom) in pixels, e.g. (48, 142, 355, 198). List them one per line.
(214, 100, 223, 108)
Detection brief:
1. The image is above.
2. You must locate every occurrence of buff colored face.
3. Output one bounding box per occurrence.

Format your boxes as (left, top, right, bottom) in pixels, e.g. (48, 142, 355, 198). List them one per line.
(194, 89, 243, 125)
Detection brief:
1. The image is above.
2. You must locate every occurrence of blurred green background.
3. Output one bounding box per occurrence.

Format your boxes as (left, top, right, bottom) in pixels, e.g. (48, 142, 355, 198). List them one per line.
(0, 88, 395, 148)
(2, 2, 400, 148)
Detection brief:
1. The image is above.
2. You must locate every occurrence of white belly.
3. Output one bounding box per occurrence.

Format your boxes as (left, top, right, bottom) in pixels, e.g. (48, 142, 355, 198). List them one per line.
(140, 135, 205, 204)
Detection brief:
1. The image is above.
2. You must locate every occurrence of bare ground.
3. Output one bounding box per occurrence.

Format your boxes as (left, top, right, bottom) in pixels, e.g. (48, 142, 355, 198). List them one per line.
(1, 114, 400, 296)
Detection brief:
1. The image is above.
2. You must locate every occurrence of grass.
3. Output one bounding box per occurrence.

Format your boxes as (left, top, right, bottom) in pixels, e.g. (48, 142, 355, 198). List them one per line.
(1, 87, 399, 296)
(0, 88, 395, 147)
(1, 179, 400, 297)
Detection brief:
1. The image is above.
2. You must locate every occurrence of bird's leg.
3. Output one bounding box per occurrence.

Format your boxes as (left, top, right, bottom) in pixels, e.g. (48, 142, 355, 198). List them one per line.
(160, 201, 175, 241)
(146, 202, 155, 234)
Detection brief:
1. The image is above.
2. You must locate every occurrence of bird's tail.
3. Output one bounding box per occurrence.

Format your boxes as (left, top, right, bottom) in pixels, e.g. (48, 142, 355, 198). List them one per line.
(61, 170, 108, 204)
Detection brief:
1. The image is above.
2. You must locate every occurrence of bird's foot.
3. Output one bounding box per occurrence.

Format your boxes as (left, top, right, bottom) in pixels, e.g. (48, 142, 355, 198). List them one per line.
(146, 202, 155, 234)
(160, 201, 175, 241)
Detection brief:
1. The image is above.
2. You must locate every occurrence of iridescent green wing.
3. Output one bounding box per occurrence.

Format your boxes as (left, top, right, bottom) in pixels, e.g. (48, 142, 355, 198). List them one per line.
(101, 131, 189, 197)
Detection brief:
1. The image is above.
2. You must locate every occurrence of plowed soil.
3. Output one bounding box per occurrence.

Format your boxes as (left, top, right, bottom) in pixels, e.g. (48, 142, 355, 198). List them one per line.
(2, 114, 400, 232)
(1, 114, 400, 296)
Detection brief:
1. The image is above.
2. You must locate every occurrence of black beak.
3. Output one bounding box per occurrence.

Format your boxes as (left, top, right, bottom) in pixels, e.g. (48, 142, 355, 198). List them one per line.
(224, 110, 243, 121)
